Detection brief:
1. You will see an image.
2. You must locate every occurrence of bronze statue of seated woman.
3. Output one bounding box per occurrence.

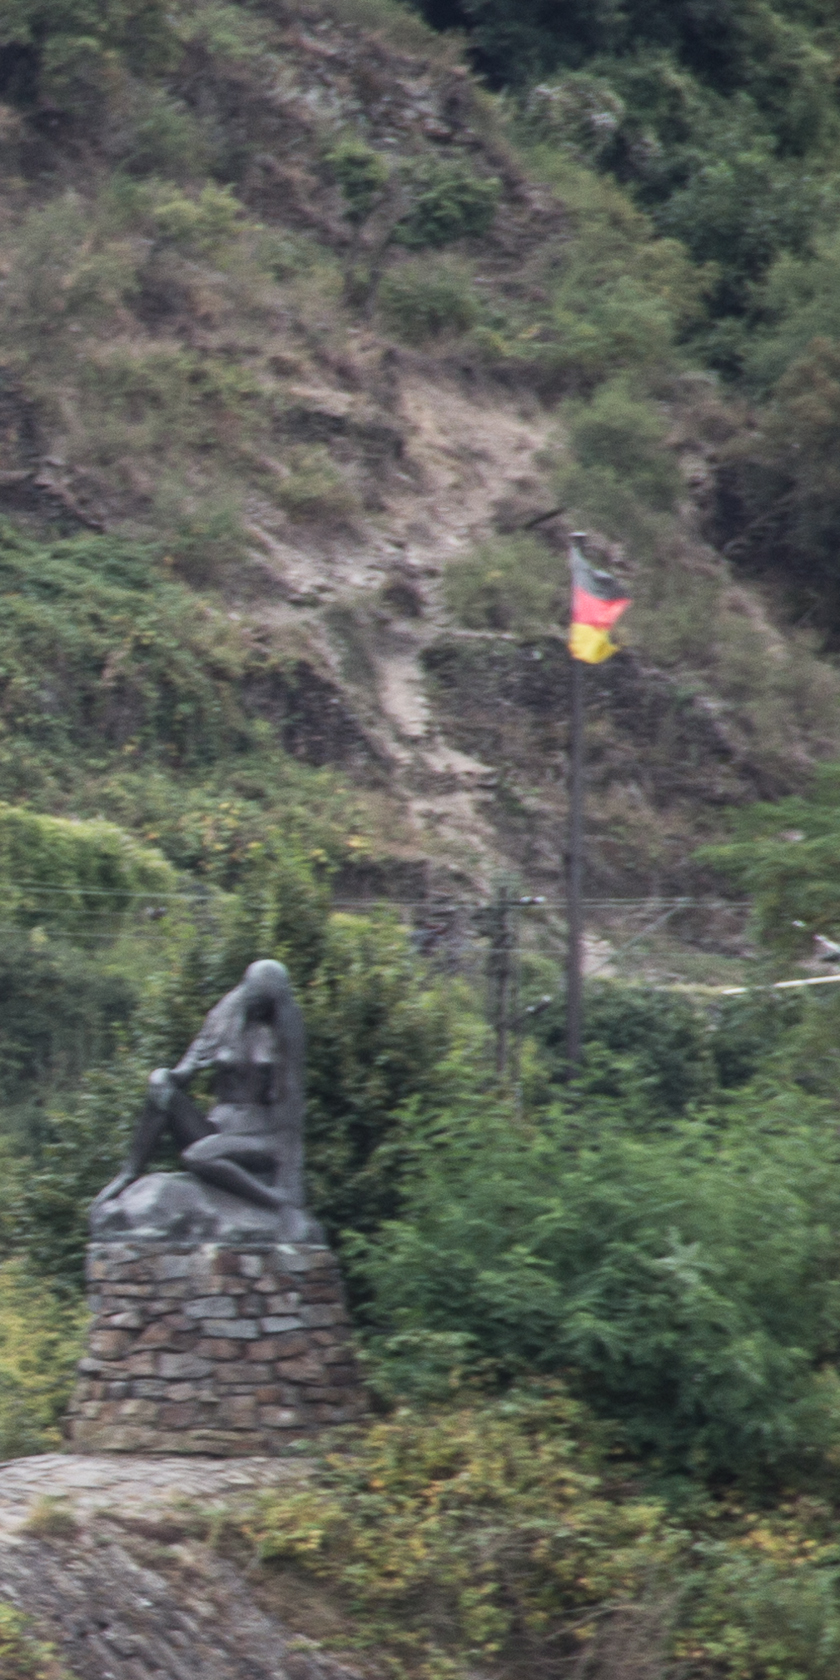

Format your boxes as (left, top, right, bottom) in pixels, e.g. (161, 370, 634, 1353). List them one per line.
(92, 959, 323, 1243)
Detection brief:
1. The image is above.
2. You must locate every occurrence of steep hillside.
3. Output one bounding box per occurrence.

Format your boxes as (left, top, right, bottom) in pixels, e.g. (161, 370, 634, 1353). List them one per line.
(1, 0, 838, 961)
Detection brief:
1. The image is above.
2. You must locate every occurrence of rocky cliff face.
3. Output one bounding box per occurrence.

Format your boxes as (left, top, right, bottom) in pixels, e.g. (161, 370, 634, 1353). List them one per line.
(0, 1453, 356, 1680)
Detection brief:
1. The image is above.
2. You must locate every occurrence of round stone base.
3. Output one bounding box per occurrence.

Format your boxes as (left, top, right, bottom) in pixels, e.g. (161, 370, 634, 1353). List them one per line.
(65, 1240, 367, 1454)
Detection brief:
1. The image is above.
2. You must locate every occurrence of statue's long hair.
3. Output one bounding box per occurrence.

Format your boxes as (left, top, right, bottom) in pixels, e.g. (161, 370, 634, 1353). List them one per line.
(179, 960, 303, 1110)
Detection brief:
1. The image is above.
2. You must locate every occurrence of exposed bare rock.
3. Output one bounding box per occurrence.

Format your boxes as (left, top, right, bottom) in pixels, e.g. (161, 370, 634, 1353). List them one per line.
(0, 1453, 362, 1680)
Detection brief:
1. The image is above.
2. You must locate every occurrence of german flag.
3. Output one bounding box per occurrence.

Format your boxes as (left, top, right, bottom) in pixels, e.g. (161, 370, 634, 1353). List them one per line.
(568, 542, 631, 664)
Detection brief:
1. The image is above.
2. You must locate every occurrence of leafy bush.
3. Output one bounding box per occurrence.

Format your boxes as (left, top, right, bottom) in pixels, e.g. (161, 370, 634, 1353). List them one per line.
(240, 1382, 840, 1680)
(533, 983, 717, 1115)
(304, 913, 479, 1243)
(511, 162, 701, 384)
(0, 192, 138, 368)
(698, 764, 840, 956)
(277, 446, 359, 523)
(108, 85, 211, 179)
(395, 158, 500, 248)
(146, 181, 243, 254)
(0, 931, 134, 1132)
(0, 803, 174, 941)
(75, 343, 264, 463)
(0, 523, 251, 779)
(0, 0, 175, 115)
(243, 1387, 674, 1679)
(159, 487, 248, 584)
(523, 71, 627, 161)
(723, 338, 840, 625)
(568, 379, 682, 510)
(657, 118, 819, 317)
(678, 1503, 840, 1680)
(0, 1260, 86, 1456)
(324, 139, 390, 222)
(418, 1, 840, 341)
(745, 233, 840, 392)
(379, 257, 479, 342)
(443, 534, 564, 633)
(356, 1085, 840, 1482)
(0, 521, 382, 878)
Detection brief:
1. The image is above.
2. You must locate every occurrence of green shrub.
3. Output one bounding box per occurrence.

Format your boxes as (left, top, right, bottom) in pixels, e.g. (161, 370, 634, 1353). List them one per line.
(0, 1260, 86, 1457)
(147, 181, 243, 254)
(74, 343, 264, 462)
(378, 257, 479, 343)
(522, 72, 626, 160)
(697, 764, 840, 956)
(160, 487, 248, 583)
(0, 193, 138, 367)
(0, 931, 134, 1133)
(0, 524, 253, 776)
(442, 534, 564, 633)
(111, 86, 211, 179)
(680, 1506, 840, 1679)
(240, 1383, 840, 1680)
(0, 803, 174, 941)
(417, 0, 840, 330)
(658, 120, 819, 316)
(252, 228, 323, 281)
(324, 139, 390, 223)
(706, 335, 840, 633)
(744, 232, 840, 393)
(0, 0, 175, 115)
(568, 378, 681, 511)
(243, 1387, 674, 1679)
(0, 521, 380, 870)
(553, 281, 679, 380)
(357, 1083, 840, 1482)
(395, 158, 500, 248)
(533, 983, 717, 1115)
(277, 446, 359, 523)
(303, 913, 480, 1243)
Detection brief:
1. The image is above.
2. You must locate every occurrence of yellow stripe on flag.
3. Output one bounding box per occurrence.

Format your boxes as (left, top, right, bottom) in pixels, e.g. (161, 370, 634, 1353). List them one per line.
(568, 623, 618, 663)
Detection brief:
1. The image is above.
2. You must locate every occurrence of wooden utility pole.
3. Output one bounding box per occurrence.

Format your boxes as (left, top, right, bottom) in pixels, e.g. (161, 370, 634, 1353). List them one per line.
(566, 653, 585, 1077)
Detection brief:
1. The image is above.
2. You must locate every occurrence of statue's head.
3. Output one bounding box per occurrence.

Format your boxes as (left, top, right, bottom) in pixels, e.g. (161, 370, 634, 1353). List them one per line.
(241, 959, 291, 1022)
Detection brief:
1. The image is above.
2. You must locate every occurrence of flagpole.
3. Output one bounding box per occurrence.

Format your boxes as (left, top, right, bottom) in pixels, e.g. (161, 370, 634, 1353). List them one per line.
(565, 534, 629, 1079)
(566, 651, 584, 1077)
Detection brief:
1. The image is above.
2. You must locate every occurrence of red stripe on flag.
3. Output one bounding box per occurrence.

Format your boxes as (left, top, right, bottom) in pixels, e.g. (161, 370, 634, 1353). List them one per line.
(571, 584, 631, 630)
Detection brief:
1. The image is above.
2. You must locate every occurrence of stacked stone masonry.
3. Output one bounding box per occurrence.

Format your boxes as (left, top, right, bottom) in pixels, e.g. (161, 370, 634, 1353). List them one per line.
(66, 1241, 367, 1454)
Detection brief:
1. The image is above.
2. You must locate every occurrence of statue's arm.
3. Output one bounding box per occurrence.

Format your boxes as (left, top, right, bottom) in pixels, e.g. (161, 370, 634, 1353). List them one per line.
(92, 1069, 175, 1206)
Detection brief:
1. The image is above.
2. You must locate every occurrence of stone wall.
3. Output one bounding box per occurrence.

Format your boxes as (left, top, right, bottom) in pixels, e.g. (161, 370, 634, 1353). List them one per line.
(66, 1241, 367, 1453)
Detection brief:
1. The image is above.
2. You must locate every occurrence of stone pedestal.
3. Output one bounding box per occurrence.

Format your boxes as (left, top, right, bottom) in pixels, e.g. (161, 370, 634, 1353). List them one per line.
(65, 1239, 367, 1454)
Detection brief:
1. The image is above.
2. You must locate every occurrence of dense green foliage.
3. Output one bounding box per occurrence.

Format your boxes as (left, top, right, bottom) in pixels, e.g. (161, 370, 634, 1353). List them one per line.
(700, 764, 840, 958)
(0, 1261, 86, 1459)
(414, 0, 840, 318)
(399, 0, 840, 629)
(241, 1388, 840, 1680)
(245, 1388, 672, 1677)
(356, 1077, 840, 1484)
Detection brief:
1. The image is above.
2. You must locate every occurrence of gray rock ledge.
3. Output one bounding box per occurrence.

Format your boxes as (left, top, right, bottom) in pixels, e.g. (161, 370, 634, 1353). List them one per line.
(89, 1171, 325, 1246)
